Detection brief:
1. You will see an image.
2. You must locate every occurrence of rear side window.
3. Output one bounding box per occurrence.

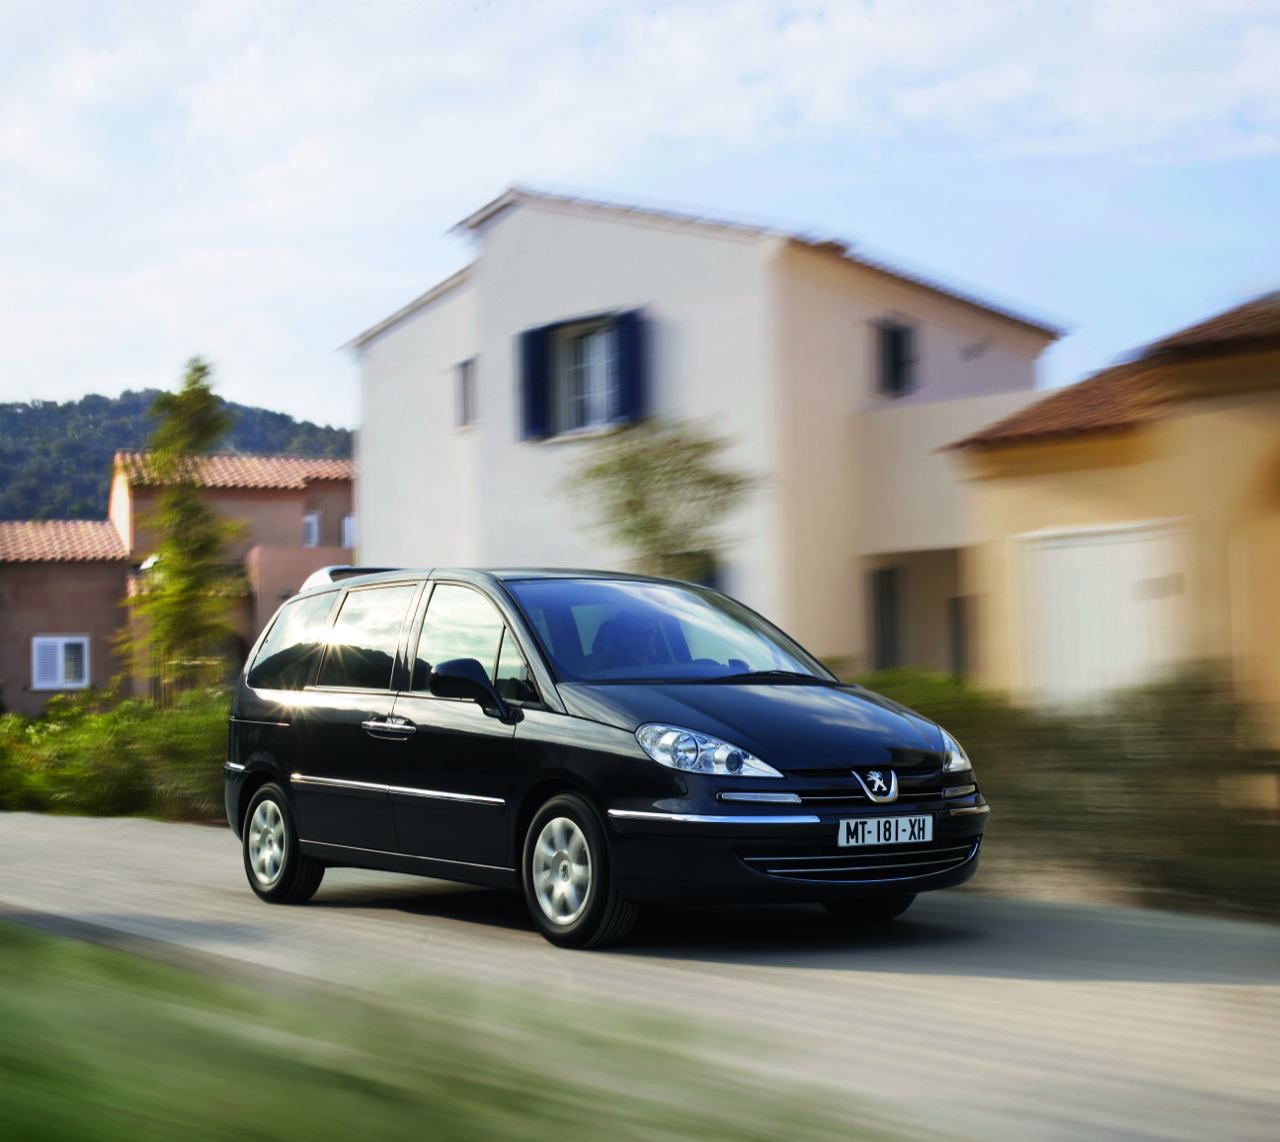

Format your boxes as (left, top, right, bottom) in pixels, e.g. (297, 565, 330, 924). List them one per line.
(247, 591, 337, 690)
(412, 584, 505, 690)
(316, 584, 418, 690)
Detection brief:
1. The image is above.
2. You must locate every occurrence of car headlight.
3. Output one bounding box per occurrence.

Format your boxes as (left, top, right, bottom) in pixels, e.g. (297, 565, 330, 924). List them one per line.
(941, 730, 973, 773)
(635, 724, 783, 778)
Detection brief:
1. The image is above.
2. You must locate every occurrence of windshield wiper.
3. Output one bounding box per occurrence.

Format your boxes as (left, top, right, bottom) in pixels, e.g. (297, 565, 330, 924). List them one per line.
(702, 669, 833, 683)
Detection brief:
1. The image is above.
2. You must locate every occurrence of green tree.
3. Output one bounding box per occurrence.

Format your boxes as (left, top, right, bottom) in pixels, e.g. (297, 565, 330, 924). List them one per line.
(562, 418, 755, 581)
(131, 359, 242, 697)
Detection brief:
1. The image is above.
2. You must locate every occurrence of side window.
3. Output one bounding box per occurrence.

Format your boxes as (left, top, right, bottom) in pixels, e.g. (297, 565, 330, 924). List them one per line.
(316, 584, 417, 690)
(412, 584, 505, 691)
(247, 591, 337, 690)
(495, 628, 539, 705)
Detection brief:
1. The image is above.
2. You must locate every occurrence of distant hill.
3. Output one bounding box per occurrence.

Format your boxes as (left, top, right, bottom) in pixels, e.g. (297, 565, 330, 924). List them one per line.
(0, 390, 353, 521)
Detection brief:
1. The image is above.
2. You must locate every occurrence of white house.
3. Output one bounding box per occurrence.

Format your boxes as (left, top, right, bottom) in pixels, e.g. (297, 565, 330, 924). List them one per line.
(349, 188, 1059, 671)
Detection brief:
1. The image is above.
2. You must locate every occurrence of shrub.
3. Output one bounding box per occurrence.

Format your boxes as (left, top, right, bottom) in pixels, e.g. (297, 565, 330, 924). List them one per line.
(0, 685, 228, 820)
(853, 665, 1280, 920)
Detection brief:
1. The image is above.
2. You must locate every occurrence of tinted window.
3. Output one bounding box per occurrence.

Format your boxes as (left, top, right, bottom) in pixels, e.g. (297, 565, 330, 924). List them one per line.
(316, 584, 417, 690)
(412, 584, 504, 690)
(247, 591, 337, 690)
(504, 579, 832, 683)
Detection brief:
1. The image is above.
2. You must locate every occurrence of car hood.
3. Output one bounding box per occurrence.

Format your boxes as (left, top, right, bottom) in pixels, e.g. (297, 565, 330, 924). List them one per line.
(555, 681, 943, 771)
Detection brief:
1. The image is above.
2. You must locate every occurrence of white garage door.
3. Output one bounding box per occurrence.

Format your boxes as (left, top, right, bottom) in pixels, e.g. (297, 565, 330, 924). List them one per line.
(1024, 522, 1188, 704)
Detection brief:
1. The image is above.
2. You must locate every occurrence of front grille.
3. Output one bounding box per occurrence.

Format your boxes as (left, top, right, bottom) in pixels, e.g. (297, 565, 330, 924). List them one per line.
(737, 837, 979, 883)
(797, 789, 945, 805)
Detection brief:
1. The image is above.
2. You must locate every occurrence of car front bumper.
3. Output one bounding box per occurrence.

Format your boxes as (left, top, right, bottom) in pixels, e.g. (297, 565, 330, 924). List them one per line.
(606, 799, 987, 904)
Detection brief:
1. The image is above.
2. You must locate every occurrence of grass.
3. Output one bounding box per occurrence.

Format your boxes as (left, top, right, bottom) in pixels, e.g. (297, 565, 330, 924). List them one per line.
(0, 919, 920, 1142)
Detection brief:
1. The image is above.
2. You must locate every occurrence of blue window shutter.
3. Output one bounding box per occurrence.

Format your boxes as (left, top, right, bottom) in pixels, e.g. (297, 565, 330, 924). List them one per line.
(616, 309, 647, 424)
(519, 327, 550, 439)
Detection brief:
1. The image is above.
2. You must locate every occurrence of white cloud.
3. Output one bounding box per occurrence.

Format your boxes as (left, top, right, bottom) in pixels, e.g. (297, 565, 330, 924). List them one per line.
(0, 0, 1277, 421)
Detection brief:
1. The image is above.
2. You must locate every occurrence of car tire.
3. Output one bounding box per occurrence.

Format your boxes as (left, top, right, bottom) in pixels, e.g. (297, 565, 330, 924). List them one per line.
(823, 893, 916, 924)
(242, 783, 325, 905)
(521, 793, 638, 949)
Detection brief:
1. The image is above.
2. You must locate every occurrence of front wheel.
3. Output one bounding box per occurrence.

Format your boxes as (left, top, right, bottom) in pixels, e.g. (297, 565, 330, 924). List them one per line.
(823, 893, 916, 924)
(521, 793, 637, 949)
(242, 783, 325, 904)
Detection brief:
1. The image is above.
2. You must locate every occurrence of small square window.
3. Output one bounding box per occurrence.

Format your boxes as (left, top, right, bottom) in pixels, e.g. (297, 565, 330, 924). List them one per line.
(456, 358, 477, 427)
(341, 514, 357, 550)
(303, 512, 320, 548)
(876, 322, 916, 398)
(32, 636, 90, 690)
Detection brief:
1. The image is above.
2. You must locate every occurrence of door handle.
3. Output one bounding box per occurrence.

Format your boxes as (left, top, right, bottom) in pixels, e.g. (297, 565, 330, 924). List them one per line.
(362, 718, 417, 738)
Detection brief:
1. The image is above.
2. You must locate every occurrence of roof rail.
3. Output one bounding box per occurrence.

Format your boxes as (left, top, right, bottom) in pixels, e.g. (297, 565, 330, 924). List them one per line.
(299, 565, 400, 591)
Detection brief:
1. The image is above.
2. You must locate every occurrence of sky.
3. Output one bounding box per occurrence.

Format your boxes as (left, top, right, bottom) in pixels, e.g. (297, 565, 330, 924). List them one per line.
(2, 0, 1277, 428)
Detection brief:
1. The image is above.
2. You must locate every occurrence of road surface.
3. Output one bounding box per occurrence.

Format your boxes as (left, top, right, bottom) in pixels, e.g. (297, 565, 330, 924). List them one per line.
(1, 814, 1276, 1141)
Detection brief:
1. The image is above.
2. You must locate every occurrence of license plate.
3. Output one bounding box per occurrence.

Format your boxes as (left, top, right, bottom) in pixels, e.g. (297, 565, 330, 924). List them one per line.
(838, 815, 932, 847)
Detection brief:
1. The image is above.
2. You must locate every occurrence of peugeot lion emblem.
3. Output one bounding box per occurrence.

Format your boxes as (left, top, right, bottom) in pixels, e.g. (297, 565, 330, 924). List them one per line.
(852, 767, 899, 803)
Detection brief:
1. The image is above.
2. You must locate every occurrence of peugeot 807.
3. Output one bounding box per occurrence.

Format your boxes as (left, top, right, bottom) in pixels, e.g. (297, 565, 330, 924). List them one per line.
(225, 569, 988, 949)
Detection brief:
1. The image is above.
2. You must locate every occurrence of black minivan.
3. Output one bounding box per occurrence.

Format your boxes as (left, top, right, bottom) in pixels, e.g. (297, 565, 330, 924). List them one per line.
(226, 569, 988, 948)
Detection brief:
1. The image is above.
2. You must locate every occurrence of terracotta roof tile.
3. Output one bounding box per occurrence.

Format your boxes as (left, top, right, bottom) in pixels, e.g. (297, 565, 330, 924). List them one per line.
(954, 292, 1280, 450)
(1147, 291, 1280, 359)
(116, 452, 353, 490)
(0, 520, 128, 563)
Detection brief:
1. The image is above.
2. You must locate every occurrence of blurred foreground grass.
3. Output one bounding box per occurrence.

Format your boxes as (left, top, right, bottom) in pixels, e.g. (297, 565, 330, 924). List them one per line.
(0, 919, 914, 1142)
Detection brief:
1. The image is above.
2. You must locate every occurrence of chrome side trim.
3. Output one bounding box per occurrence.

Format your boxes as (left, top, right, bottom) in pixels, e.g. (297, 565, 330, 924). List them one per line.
(224, 762, 246, 771)
(719, 792, 802, 804)
(608, 809, 821, 825)
(229, 717, 290, 728)
(950, 804, 991, 817)
(290, 773, 503, 806)
(385, 784, 504, 807)
(299, 838, 514, 873)
(290, 774, 385, 793)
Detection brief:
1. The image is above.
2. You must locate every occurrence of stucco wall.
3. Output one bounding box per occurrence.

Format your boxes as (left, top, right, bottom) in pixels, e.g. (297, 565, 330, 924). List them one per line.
(771, 243, 1051, 661)
(0, 562, 129, 716)
(131, 487, 311, 561)
(474, 202, 784, 617)
(961, 386, 1280, 720)
(358, 272, 481, 570)
(358, 202, 784, 619)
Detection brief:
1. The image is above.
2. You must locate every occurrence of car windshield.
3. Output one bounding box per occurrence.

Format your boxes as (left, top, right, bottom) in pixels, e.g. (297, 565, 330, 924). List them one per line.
(502, 579, 833, 683)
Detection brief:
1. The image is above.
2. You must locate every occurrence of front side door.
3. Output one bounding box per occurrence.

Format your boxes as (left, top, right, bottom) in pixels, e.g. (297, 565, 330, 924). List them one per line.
(388, 583, 523, 868)
(290, 581, 420, 853)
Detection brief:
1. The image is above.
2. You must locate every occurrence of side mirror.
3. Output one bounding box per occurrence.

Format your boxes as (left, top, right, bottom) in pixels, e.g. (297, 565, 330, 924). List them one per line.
(428, 658, 515, 722)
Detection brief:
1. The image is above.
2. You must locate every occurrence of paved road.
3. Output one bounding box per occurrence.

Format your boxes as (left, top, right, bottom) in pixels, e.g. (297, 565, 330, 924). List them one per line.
(1, 814, 1277, 1141)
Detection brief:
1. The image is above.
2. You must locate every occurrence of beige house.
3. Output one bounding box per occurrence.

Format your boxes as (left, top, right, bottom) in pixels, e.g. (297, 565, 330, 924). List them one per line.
(0, 453, 355, 714)
(951, 292, 1280, 722)
(352, 187, 1061, 671)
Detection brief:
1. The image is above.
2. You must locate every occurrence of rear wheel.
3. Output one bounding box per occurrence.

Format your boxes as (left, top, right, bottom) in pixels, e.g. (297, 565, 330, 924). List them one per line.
(823, 893, 915, 924)
(521, 793, 637, 949)
(242, 783, 325, 904)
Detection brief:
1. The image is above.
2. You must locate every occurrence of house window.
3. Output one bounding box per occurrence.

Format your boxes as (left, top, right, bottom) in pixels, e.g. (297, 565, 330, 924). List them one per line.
(562, 322, 618, 432)
(876, 321, 915, 398)
(456, 358, 477, 427)
(32, 636, 90, 690)
(303, 512, 320, 548)
(519, 309, 647, 439)
(341, 514, 357, 550)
